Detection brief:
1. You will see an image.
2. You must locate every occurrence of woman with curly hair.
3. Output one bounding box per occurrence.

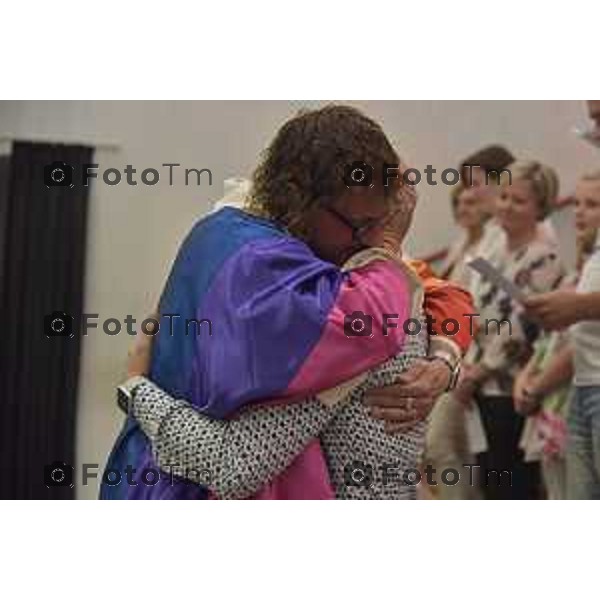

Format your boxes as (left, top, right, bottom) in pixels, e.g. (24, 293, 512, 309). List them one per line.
(101, 105, 474, 500)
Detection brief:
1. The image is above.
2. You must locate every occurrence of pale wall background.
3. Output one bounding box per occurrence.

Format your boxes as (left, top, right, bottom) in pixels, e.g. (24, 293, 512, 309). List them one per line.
(0, 100, 598, 499)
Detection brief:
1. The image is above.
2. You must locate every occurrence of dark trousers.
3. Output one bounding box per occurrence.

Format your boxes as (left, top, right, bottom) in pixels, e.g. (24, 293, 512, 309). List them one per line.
(475, 394, 541, 500)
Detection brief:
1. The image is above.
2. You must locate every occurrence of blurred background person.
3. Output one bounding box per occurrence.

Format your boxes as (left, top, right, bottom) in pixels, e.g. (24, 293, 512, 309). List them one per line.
(587, 100, 600, 136)
(424, 145, 515, 274)
(438, 182, 489, 285)
(454, 161, 565, 499)
(459, 145, 516, 264)
(513, 327, 572, 499)
(564, 171, 600, 498)
(513, 181, 598, 499)
(524, 101, 600, 328)
(575, 100, 600, 148)
(425, 146, 513, 500)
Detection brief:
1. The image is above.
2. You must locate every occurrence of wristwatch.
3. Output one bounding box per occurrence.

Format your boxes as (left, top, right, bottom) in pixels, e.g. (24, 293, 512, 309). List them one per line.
(116, 375, 147, 415)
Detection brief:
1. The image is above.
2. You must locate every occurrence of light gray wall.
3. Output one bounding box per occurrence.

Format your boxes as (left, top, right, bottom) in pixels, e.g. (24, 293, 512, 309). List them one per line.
(0, 100, 597, 498)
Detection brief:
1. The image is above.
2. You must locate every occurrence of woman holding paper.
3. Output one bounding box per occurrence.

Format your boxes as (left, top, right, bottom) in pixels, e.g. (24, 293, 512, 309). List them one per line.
(454, 161, 565, 499)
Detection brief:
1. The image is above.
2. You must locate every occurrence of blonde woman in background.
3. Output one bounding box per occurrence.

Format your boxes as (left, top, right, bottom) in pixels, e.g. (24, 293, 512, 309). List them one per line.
(454, 161, 565, 500)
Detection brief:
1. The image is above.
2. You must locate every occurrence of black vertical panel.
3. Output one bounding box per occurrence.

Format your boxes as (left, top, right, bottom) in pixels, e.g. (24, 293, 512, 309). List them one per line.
(0, 142, 93, 499)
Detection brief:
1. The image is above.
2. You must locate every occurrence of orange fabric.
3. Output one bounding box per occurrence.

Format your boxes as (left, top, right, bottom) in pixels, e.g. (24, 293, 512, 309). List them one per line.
(407, 259, 476, 355)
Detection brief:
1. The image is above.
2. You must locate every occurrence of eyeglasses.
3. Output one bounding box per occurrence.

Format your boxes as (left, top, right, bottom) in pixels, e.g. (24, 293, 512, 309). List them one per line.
(324, 201, 412, 247)
(323, 205, 383, 246)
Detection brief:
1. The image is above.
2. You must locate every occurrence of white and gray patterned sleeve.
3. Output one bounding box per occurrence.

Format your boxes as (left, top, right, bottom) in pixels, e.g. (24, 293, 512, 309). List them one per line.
(129, 379, 339, 499)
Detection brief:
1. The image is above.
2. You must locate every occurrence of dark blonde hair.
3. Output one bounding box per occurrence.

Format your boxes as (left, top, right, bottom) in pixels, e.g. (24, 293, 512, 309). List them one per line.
(246, 105, 400, 240)
(502, 160, 559, 220)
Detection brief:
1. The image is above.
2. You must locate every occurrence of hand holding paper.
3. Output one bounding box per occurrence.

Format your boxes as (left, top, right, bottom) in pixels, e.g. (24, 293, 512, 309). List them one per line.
(468, 257, 528, 303)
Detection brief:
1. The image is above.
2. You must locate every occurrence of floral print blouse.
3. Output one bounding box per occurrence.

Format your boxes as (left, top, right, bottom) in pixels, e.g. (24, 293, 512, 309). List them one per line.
(465, 233, 565, 396)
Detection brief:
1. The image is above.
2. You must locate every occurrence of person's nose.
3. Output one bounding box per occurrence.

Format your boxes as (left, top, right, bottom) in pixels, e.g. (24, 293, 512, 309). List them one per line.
(459, 187, 475, 203)
(496, 198, 510, 214)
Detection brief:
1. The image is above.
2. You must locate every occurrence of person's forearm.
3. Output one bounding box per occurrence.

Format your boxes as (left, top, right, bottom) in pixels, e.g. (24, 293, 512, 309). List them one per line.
(577, 292, 600, 321)
(530, 345, 574, 397)
(128, 378, 338, 499)
(519, 354, 539, 382)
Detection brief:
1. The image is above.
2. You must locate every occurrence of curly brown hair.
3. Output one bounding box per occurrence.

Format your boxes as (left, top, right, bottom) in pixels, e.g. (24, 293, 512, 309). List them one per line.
(246, 104, 400, 240)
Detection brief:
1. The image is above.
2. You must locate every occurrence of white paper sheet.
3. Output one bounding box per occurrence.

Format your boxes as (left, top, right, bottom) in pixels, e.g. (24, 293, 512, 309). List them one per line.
(468, 257, 528, 303)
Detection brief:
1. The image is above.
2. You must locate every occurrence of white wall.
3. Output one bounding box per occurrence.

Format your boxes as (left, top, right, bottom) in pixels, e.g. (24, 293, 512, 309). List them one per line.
(0, 100, 597, 498)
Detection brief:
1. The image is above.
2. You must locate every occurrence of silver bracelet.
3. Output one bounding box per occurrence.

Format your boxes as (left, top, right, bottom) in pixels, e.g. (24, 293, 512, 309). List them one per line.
(425, 355, 462, 393)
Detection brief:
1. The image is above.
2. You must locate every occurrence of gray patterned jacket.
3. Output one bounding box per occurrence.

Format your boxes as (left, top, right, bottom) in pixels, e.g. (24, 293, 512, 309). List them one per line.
(128, 315, 429, 500)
